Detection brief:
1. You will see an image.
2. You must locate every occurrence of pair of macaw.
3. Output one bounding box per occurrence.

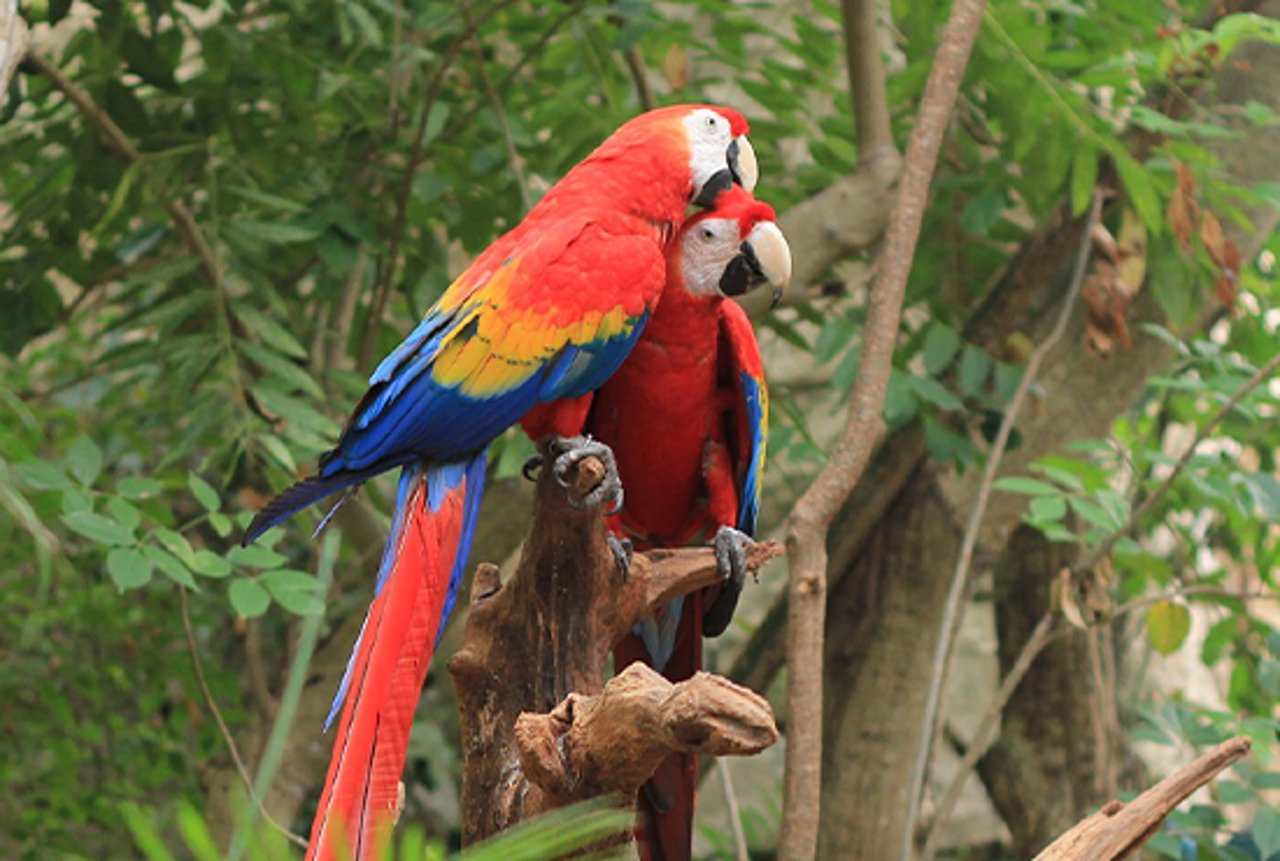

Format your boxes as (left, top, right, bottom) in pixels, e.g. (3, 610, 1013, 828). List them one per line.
(244, 104, 791, 861)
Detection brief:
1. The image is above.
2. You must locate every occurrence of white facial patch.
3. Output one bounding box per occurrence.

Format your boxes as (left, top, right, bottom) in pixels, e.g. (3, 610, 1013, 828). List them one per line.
(683, 108, 735, 202)
(681, 217, 742, 297)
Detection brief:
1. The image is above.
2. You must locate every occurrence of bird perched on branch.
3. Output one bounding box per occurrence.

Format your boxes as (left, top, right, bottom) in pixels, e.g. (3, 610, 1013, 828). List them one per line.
(243, 104, 761, 861)
(587, 184, 790, 861)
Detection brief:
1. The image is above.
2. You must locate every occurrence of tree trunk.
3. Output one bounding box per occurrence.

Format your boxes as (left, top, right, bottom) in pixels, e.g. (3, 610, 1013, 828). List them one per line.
(818, 465, 960, 860)
(976, 525, 1123, 858)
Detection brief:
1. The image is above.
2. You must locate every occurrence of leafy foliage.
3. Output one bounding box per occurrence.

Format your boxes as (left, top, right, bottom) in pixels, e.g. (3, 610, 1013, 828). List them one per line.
(1, 0, 1277, 857)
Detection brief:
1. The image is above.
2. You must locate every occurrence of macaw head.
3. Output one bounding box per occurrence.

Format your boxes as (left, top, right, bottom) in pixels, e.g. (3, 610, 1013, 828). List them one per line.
(677, 186, 792, 308)
(580, 104, 758, 217)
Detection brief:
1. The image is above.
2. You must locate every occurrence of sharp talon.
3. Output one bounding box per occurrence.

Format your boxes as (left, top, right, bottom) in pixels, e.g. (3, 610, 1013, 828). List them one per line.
(548, 435, 625, 512)
(607, 533, 633, 581)
(521, 455, 543, 482)
(704, 526, 751, 637)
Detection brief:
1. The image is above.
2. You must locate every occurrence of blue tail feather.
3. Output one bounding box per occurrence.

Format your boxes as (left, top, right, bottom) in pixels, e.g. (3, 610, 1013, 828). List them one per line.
(324, 451, 488, 731)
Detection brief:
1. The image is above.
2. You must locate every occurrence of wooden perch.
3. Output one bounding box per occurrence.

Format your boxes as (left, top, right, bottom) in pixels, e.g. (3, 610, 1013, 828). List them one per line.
(1035, 736, 1252, 860)
(448, 439, 782, 845)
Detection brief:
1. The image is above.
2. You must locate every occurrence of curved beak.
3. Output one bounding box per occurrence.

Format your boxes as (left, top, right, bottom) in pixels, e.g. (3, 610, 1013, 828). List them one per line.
(693, 134, 760, 208)
(719, 221, 792, 307)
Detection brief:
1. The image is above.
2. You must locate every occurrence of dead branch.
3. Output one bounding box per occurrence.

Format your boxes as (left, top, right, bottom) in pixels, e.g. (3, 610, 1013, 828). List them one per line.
(1035, 736, 1251, 860)
(449, 440, 781, 846)
(515, 664, 776, 807)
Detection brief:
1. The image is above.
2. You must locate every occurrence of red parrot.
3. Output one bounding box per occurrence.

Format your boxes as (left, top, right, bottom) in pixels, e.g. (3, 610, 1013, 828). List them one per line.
(242, 105, 761, 861)
(588, 185, 790, 861)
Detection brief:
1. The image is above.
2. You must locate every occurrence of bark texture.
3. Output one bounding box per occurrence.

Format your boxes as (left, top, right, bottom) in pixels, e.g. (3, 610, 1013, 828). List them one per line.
(817, 466, 960, 861)
(449, 442, 781, 845)
(976, 526, 1123, 858)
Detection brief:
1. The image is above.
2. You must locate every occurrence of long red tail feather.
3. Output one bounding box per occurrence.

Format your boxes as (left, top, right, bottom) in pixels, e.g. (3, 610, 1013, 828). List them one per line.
(306, 459, 482, 861)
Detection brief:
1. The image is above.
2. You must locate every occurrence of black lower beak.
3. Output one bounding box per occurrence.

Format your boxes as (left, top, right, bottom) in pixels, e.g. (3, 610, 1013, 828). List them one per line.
(693, 168, 735, 209)
(719, 242, 768, 297)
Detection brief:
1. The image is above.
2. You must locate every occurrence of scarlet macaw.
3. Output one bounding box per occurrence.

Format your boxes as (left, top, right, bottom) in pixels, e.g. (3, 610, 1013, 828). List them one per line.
(587, 185, 790, 861)
(243, 105, 761, 861)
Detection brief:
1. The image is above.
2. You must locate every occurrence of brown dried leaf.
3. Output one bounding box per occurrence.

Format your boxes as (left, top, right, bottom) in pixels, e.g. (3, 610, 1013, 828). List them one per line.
(1215, 274, 1238, 310)
(662, 44, 689, 90)
(1199, 210, 1228, 268)
(1052, 568, 1090, 630)
(1168, 161, 1198, 252)
(1115, 209, 1148, 297)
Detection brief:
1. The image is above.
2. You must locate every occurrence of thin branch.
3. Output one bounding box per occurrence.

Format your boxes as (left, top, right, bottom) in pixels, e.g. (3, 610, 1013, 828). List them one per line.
(624, 46, 654, 111)
(25, 52, 221, 287)
(921, 612, 1057, 860)
(841, 0, 895, 164)
(911, 190, 1104, 861)
(360, 0, 522, 368)
(717, 758, 750, 861)
(778, 0, 989, 857)
(464, 1, 531, 212)
(179, 589, 308, 850)
(1079, 349, 1280, 574)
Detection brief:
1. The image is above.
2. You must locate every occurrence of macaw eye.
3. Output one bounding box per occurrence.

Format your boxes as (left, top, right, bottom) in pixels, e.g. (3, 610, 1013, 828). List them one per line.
(701, 227, 715, 240)
(706, 116, 717, 128)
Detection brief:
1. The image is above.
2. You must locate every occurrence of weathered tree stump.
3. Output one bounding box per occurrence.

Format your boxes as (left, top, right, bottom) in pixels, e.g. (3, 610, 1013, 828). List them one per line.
(448, 440, 781, 846)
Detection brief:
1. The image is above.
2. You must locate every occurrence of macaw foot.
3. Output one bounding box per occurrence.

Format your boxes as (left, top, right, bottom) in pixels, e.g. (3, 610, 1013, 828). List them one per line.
(607, 533, 634, 582)
(541, 435, 624, 514)
(703, 526, 752, 637)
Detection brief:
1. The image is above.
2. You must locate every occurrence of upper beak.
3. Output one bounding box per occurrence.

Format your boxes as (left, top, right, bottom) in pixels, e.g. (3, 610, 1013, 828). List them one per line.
(693, 134, 759, 208)
(719, 221, 792, 307)
(729, 136, 758, 192)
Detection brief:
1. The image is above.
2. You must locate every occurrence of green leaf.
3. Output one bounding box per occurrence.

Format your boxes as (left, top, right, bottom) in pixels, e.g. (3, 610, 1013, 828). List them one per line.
(1216, 778, 1255, 804)
(1071, 143, 1098, 217)
(154, 528, 195, 566)
(229, 578, 271, 618)
(993, 476, 1063, 496)
(957, 345, 992, 398)
(15, 460, 72, 491)
(261, 569, 325, 615)
(922, 325, 962, 375)
(228, 218, 323, 244)
(144, 546, 198, 589)
(190, 549, 232, 578)
(107, 547, 153, 589)
(228, 545, 287, 569)
(106, 497, 142, 533)
(1146, 600, 1191, 655)
(1029, 494, 1068, 521)
(1256, 805, 1280, 861)
(1252, 772, 1280, 790)
(121, 802, 178, 861)
(62, 511, 136, 546)
(256, 434, 297, 474)
(67, 437, 103, 486)
(118, 476, 164, 499)
(209, 512, 233, 538)
(906, 374, 964, 412)
(1115, 152, 1162, 234)
(236, 307, 309, 360)
(188, 472, 221, 513)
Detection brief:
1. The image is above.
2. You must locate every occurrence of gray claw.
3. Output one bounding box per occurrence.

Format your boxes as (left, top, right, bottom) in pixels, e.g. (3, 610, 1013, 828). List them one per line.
(607, 533, 634, 581)
(521, 454, 543, 482)
(704, 526, 752, 637)
(549, 435, 625, 512)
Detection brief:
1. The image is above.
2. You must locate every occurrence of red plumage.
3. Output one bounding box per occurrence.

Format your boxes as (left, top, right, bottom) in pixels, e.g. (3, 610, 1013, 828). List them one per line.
(283, 104, 760, 861)
(580, 190, 775, 861)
